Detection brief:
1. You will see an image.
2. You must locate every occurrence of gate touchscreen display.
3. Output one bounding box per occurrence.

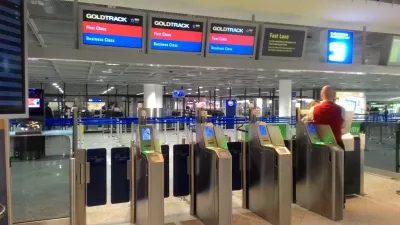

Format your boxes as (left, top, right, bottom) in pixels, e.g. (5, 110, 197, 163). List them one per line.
(205, 126, 213, 138)
(259, 125, 267, 136)
(142, 128, 151, 141)
(308, 124, 316, 134)
(82, 10, 143, 48)
(150, 17, 204, 52)
(208, 23, 256, 55)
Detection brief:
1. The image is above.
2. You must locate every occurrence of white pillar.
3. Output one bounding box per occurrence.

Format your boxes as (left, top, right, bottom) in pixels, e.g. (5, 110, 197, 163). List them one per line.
(143, 84, 163, 108)
(279, 80, 292, 117)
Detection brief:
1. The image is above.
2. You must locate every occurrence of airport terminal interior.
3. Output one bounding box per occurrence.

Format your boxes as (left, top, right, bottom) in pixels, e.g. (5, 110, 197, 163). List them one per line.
(2, 0, 400, 225)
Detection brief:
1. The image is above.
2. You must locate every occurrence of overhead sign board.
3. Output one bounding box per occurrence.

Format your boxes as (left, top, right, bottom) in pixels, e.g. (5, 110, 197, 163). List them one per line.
(379, 36, 400, 66)
(148, 15, 206, 55)
(226, 99, 237, 107)
(0, 0, 27, 117)
(206, 20, 258, 58)
(320, 30, 354, 64)
(259, 26, 307, 59)
(79, 6, 146, 51)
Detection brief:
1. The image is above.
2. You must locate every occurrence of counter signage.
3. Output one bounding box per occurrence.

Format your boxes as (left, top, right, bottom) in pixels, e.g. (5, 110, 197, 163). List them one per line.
(208, 23, 256, 55)
(0, 0, 27, 116)
(261, 27, 306, 58)
(326, 30, 353, 64)
(150, 17, 204, 53)
(82, 9, 143, 48)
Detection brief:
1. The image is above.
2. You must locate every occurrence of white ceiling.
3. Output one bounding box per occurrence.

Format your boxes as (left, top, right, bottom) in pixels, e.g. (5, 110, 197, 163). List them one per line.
(26, 0, 400, 99)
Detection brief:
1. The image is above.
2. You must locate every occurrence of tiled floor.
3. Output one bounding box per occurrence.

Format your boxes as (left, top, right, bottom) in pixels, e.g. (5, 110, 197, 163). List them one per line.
(10, 129, 400, 225)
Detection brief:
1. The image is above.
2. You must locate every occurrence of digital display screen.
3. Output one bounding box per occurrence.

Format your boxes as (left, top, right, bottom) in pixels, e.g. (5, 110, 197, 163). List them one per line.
(226, 99, 236, 107)
(82, 9, 143, 48)
(389, 38, 400, 64)
(142, 128, 151, 141)
(0, 0, 26, 115)
(261, 27, 306, 58)
(150, 17, 204, 53)
(308, 123, 316, 135)
(173, 90, 185, 98)
(87, 98, 102, 102)
(326, 30, 353, 64)
(208, 23, 256, 55)
(205, 126, 213, 138)
(28, 98, 40, 108)
(259, 125, 267, 136)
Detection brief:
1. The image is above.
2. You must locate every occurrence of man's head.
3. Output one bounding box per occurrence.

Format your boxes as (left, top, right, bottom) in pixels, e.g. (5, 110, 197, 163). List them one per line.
(321, 85, 335, 101)
(45, 102, 49, 107)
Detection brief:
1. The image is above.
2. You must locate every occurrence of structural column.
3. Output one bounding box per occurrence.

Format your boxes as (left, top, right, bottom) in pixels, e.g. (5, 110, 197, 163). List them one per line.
(279, 80, 292, 117)
(143, 84, 163, 117)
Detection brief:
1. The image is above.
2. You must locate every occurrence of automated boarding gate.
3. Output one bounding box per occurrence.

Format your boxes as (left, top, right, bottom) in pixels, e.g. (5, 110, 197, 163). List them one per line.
(191, 109, 232, 225)
(296, 122, 344, 221)
(244, 109, 292, 225)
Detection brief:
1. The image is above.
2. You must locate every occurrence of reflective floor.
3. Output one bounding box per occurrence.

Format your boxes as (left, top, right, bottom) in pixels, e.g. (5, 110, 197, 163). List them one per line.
(10, 129, 400, 225)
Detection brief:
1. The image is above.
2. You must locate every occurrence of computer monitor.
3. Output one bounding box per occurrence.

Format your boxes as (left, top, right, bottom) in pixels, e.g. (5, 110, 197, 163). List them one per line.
(259, 124, 268, 136)
(205, 126, 213, 138)
(142, 127, 152, 141)
(308, 123, 317, 135)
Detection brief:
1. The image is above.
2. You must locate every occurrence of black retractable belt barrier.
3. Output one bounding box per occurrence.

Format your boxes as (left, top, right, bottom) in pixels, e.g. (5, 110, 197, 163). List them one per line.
(87, 148, 107, 206)
(227, 142, 242, 191)
(111, 147, 130, 204)
(161, 145, 170, 198)
(173, 144, 190, 197)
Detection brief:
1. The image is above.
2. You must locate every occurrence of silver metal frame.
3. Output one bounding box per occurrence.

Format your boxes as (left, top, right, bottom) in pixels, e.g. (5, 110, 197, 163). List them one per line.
(78, 5, 147, 53)
(205, 19, 259, 59)
(258, 24, 307, 60)
(147, 14, 206, 56)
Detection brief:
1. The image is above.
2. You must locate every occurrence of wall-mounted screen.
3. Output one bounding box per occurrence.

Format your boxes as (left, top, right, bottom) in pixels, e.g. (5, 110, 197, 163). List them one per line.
(308, 123, 316, 135)
(28, 98, 40, 108)
(0, 0, 27, 117)
(205, 126, 213, 138)
(142, 128, 151, 141)
(388, 38, 400, 64)
(173, 90, 185, 98)
(320, 30, 353, 64)
(259, 26, 306, 59)
(80, 7, 145, 50)
(380, 36, 400, 66)
(88, 98, 102, 102)
(259, 125, 267, 136)
(206, 20, 257, 58)
(148, 15, 205, 55)
(226, 99, 237, 107)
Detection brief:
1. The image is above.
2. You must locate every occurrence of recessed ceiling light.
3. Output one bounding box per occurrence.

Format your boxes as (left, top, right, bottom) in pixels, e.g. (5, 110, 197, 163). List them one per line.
(257, 76, 265, 79)
(101, 69, 112, 74)
(106, 63, 120, 66)
(215, 89, 219, 91)
(199, 87, 203, 89)
(204, 90, 208, 93)
(187, 88, 192, 90)
(188, 93, 192, 94)
(187, 74, 196, 77)
(173, 78, 180, 81)
(162, 81, 169, 84)
(52, 83, 57, 86)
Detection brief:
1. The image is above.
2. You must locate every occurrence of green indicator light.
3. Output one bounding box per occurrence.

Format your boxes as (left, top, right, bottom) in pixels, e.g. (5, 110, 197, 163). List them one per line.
(316, 141, 325, 145)
(142, 150, 153, 154)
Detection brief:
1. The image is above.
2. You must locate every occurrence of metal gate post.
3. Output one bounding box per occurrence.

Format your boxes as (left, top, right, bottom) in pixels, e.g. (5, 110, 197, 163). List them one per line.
(71, 149, 87, 225)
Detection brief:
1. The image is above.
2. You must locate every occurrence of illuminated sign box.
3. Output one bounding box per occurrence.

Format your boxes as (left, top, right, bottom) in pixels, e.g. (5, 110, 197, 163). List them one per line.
(148, 14, 206, 55)
(206, 20, 258, 59)
(0, 0, 28, 118)
(258, 25, 307, 60)
(379, 36, 400, 66)
(79, 6, 146, 52)
(320, 30, 354, 64)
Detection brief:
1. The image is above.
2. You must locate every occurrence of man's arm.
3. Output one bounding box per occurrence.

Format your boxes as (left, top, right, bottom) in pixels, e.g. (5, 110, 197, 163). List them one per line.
(341, 106, 346, 129)
(302, 107, 314, 122)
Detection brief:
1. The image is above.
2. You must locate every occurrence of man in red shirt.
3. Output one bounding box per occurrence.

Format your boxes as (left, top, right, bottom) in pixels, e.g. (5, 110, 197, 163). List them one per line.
(306, 85, 346, 149)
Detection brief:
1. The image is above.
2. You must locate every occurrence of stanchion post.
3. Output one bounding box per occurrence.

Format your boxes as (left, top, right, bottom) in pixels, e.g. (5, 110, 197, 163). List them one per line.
(73, 110, 78, 152)
(177, 121, 180, 144)
(164, 120, 167, 144)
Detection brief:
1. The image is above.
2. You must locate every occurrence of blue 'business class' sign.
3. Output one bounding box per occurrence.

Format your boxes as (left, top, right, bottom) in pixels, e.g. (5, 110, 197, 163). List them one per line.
(326, 30, 353, 64)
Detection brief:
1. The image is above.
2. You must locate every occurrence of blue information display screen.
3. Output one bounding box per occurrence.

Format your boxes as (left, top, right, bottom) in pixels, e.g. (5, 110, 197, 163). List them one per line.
(173, 90, 185, 98)
(308, 124, 316, 135)
(205, 126, 213, 138)
(326, 30, 353, 64)
(82, 10, 143, 48)
(259, 125, 267, 136)
(208, 23, 256, 55)
(226, 99, 236, 107)
(150, 17, 204, 53)
(0, 0, 26, 115)
(142, 128, 151, 141)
